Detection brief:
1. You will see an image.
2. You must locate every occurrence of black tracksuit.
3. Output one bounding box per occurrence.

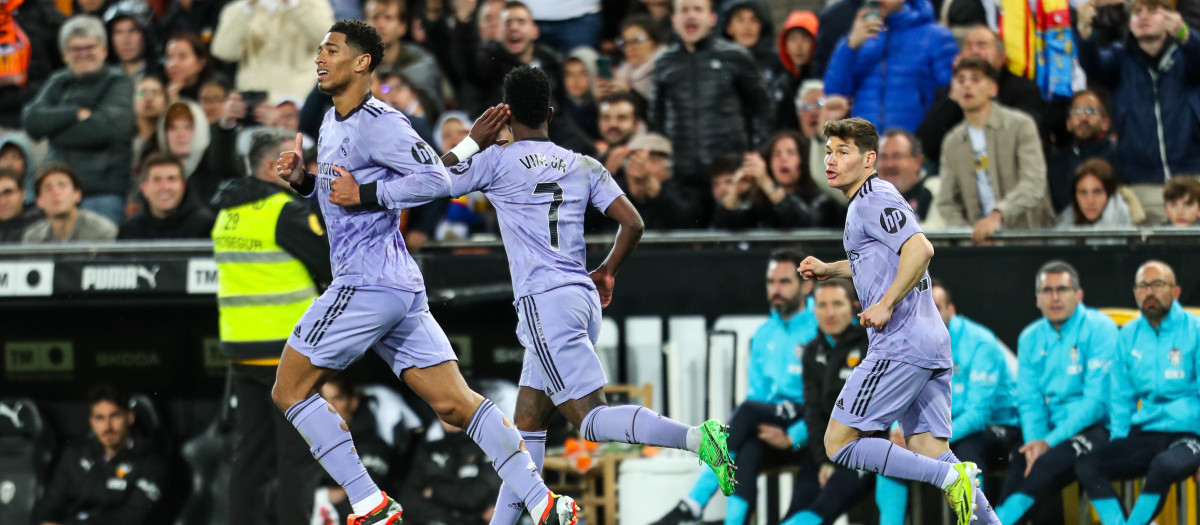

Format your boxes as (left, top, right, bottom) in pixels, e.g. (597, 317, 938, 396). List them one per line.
(36, 437, 168, 525)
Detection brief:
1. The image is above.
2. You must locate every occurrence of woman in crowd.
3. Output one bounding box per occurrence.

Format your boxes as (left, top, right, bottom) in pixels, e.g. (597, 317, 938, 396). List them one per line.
(157, 98, 237, 206)
(610, 15, 666, 102)
(763, 130, 845, 228)
(563, 48, 600, 142)
(164, 32, 214, 102)
(1057, 158, 1142, 228)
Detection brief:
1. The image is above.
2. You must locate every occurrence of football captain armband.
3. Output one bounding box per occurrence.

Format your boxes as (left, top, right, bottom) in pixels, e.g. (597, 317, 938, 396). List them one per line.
(449, 136, 481, 163)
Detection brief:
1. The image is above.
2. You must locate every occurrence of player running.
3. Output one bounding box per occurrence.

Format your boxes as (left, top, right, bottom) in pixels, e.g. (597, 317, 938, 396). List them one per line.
(274, 21, 576, 525)
(798, 118, 1001, 525)
(328, 65, 737, 525)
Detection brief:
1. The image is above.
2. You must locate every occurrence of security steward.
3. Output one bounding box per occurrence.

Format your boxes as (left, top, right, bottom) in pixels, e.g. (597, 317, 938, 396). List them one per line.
(211, 127, 332, 525)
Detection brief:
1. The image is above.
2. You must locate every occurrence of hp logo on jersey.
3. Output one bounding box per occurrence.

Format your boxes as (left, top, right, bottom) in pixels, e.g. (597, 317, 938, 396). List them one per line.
(879, 207, 907, 234)
(411, 142, 437, 165)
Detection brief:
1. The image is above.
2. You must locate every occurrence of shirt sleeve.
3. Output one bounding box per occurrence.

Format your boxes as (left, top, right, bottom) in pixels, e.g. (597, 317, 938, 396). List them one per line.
(860, 189, 924, 253)
(447, 146, 500, 197)
(580, 155, 624, 215)
(367, 112, 453, 210)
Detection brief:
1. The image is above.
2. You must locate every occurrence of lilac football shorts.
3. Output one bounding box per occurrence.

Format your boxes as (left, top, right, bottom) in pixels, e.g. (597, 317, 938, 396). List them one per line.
(288, 285, 456, 374)
(515, 284, 607, 405)
(831, 353, 953, 438)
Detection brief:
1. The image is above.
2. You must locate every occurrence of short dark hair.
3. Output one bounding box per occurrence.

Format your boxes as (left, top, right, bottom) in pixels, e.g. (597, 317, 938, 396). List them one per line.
(88, 383, 130, 410)
(1164, 175, 1200, 204)
(620, 14, 664, 45)
(822, 118, 879, 155)
(953, 56, 999, 80)
(503, 65, 552, 128)
(34, 162, 81, 197)
(598, 90, 645, 122)
(502, 0, 532, 15)
(930, 277, 952, 305)
(813, 278, 859, 305)
(1036, 260, 1081, 291)
(364, 0, 408, 22)
(769, 248, 807, 269)
(329, 19, 385, 72)
(882, 128, 923, 159)
(1071, 158, 1118, 225)
(1072, 88, 1112, 119)
(707, 154, 742, 178)
(165, 32, 211, 76)
(248, 127, 296, 177)
(141, 152, 185, 181)
(0, 167, 23, 190)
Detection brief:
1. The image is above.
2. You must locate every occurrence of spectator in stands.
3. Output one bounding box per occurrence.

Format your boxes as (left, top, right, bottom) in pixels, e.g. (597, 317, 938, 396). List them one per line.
(210, 0, 332, 101)
(652, 0, 772, 196)
(0, 131, 34, 202)
(474, 0, 507, 41)
(0, 167, 41, 242)
(719, 0, 776, 80)
(452, 0, 562, 114)
(562, 49, 599, 141)
(916, 25, 1044, 167)
(197, 78, 229, 125)
(365, 0, 444, 112)
(823, 0, 956, 133)
(995, 260, 1118, 524)
(434, 111, 471, 156)
(163, 33, 215, 103)
(0, 0, 63, 131)
(159, 0, 226, 42)
(35, 385, 167, 525)
(118, 152, 215, 239)
(771, 10, 818, 132)
(22, 15, 134, 226)
(102, 0, 156, 82)
(1163, 176, 1200, 226)
(1078, 0, 1200, 225)
(158, 98, 238, 206)
(23, 163, 118, 242)
(765, 130, 844, 228)
(794, 81, 846, 206)
(1046, 89, 1116, 213)
(811, 0, 860, 78)
(314, 376, 401, 521)
(597, 91, 644, 175)
(609, 15, 666, 101)
(617, 133, 694, 229)
(710, 149, 807, 230)
(1076, 260, 1200, 525)
(1056, 158, 1143, 229)
(931, 279, 1020, 501)
(654, 249, 819, 525)
(211, 127, 331, 525)
(783, 278, 908, 525)
(935, 58, 1054, 243)
(398, 418, 502, 525)
(878, 129, 942, 227)
(132, 75, 166, 177)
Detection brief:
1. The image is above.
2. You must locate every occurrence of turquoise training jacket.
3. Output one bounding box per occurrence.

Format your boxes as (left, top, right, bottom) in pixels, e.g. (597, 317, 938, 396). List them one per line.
(748, 295, 819, 447)
(949, 315, 1019, 443)
(1017, 303, 1118, 447)
(1111, 301, 1200, 439)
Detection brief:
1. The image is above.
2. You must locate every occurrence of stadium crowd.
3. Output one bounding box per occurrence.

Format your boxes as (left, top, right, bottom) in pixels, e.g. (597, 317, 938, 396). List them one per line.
(3, 0, 1200, 248)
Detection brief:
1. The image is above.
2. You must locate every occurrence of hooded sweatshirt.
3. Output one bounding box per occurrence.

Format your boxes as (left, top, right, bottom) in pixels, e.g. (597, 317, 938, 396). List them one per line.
(772, 11, 819, 131)
(156, 99, 239, 206)
(719, 0, 777, 81)
(0, 131, 36, 204)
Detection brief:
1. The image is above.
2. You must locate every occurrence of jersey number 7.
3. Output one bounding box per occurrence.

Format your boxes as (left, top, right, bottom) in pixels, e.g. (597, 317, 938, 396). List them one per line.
(533, 182, 564, 251)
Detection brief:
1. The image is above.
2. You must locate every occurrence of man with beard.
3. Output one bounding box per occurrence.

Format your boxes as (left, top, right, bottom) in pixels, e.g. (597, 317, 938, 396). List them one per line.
(118, 152, 214, 239)
(877, 129, 942, 227)
(653, 249, 818, 525)
(1074, 260, 1200, 525)
(1045, 90, 1116, 213)
(35, 385, 168, 525)
(596, 91, 644, 176)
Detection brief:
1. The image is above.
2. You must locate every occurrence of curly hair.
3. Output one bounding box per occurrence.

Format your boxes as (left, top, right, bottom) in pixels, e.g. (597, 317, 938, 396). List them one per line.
(503, 65, 552, 128)
(330, 19, 384, 72)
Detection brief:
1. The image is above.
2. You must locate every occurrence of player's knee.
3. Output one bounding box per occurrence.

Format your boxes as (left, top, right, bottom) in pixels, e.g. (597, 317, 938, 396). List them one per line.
(514, 411, 547, 432)
(430, 397, 474, 428)
(270, 381, 305, 413)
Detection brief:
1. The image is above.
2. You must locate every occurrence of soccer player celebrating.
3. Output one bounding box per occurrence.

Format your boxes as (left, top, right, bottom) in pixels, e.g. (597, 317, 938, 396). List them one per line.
(798, 118, 1000, 525)
(331, 65, 737, 525)
(274, 21, 577, 525)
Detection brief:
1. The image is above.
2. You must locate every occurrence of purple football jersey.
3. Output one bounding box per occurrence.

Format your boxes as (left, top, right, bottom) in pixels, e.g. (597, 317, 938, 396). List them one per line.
(305, 95, 451, 291)
(446, 138, 625, 299)
(844, 175, 951, 369)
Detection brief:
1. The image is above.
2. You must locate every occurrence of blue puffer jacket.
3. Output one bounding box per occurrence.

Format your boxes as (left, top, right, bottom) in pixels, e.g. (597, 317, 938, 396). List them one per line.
(1111, 302, 1200, 439)
(823, 0, 957, 132)
(1078, 34, 1200, 184)
(1016, 303, 1118, 447)
(747, 295, 819, 447)
(949, 315, 1019, 443)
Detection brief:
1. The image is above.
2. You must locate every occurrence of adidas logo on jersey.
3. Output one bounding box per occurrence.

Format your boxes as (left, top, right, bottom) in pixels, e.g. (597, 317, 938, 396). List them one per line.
(836, 398, 845, 410)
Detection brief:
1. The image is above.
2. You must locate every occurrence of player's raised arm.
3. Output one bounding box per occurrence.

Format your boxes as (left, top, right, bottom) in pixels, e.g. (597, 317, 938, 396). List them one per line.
(859, 233, 935, 329)
(590, 196, 645, 307)
(440, 104, 511, 167)
(798, 256, 851, 281)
